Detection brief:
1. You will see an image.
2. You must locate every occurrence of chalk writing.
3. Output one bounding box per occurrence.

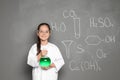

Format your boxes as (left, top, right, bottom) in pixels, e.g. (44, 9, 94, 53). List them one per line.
(85, 35, 115, 45)
(51, 22, 57, 31)
(90, 17, 113, 28)
(73, 18, 81, 39)
(96, 49, 107, 59)
(63, 10, 77, 18)
(51, 10, 116, 72)
(76, 44, 85, 53)
(85, 35, 103, 45)
(60, 22, 67, 32)
(69, 60, 101, 72)
(104, 35, 115, 43)
(61, 40, 73, 59)
(50, 22, 67, 32)
(69, 60, 80, 71)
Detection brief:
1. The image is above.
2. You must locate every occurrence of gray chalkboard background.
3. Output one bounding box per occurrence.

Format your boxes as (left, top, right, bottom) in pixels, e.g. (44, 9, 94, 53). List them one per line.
(0, 0, 120, 80)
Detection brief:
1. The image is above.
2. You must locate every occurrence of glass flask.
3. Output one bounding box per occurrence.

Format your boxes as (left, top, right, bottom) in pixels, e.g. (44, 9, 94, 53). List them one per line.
(39, 56, 51, 67)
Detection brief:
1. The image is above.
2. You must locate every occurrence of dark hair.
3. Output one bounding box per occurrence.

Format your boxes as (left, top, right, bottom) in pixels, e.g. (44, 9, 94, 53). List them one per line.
(37, 23, 51, 55)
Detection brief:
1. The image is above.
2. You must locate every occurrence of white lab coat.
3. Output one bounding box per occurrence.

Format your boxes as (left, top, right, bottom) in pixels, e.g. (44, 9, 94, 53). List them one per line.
(27, 42, 65, 80)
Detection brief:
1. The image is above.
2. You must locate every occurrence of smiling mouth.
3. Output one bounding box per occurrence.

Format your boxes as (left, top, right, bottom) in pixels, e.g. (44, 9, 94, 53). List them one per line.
(41, 36, 47, 38)
(42, 36, 46, 37)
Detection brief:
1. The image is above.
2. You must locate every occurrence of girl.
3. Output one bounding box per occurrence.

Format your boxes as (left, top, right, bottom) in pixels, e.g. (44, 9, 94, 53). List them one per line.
(27, 23, 65, 80)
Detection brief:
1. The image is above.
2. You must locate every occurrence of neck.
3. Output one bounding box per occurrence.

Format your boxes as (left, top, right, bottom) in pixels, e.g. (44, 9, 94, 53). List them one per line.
(41, 40, 48, 46)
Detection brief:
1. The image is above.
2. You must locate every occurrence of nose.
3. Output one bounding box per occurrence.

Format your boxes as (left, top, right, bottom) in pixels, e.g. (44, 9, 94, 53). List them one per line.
(42, 32, 47, 35)
(43, 32, 46, 34)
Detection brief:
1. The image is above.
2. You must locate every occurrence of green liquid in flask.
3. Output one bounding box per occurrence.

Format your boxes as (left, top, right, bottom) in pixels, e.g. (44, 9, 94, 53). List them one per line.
(39, 57, 51, 67)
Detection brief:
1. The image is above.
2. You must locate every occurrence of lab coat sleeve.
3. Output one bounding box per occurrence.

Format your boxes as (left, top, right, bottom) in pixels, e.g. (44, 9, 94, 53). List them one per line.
(53, 46, 65, 72)
(27, 44, 39, 67)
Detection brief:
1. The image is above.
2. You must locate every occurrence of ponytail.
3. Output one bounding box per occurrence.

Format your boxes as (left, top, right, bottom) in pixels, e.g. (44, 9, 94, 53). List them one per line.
(37, 36, 41, 55)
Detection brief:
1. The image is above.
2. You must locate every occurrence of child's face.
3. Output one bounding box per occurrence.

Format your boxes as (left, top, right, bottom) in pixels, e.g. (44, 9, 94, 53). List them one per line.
(37, 25, 50, 41)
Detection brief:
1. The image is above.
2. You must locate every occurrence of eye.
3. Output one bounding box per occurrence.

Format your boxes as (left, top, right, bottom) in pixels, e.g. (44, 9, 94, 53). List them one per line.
(39, 31, 43, 33)
(39, 30, 49, 33)
(45, 31, 49, 33)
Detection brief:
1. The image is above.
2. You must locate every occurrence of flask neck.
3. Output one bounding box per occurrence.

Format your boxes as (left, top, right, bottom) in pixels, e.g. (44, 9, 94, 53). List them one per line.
(42, 55, 48, 58)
